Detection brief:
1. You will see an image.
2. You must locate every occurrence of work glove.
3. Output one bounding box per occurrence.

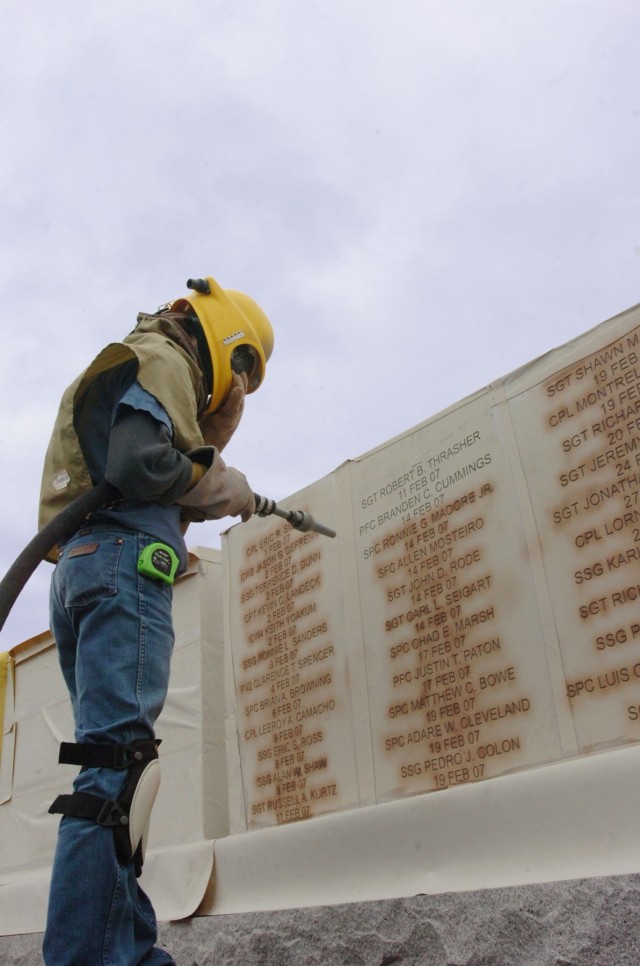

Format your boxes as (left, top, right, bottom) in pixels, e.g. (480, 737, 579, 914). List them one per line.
(199, 371, 248, 452)
(177, 447, 256, 522)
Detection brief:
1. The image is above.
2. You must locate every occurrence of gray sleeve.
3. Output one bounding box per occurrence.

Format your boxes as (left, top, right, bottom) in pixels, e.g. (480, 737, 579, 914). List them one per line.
(105, 407, 194, 503)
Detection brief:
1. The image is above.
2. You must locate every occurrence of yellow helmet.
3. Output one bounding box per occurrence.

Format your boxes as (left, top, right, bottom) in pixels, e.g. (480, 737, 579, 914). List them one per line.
(169, 276, 274, 414)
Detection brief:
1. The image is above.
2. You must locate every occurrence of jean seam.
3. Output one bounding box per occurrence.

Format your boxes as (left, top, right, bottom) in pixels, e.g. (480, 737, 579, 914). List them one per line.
(102, 856, 123, 966)
(136, 545, 148, 725)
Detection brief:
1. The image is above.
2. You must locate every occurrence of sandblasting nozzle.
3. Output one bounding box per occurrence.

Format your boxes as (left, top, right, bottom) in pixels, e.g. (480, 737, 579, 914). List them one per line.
(253, 494, 336, 538)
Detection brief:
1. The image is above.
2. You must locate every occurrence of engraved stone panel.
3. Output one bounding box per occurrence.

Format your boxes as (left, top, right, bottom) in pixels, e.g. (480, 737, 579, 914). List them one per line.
(508, 323, 640, 750)
(350, 392, 566, 799)
(224, 479, 360, 828)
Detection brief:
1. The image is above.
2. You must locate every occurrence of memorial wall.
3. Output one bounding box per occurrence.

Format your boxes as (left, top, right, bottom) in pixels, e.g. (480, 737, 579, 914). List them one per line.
(223, 303, 640, 831)
(3, 305, 640, 940)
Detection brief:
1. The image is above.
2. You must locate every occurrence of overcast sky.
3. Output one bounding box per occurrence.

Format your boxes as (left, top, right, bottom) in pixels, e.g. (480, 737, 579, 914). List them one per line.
(1, 0, 639, 649)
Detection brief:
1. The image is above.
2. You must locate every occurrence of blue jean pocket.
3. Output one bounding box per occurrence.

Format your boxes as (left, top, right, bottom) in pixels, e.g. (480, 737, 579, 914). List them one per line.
(56, 536, 124, 608)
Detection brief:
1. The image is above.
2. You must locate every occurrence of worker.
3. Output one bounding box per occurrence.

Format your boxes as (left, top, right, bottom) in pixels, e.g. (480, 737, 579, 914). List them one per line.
(38, 277, 274, 966)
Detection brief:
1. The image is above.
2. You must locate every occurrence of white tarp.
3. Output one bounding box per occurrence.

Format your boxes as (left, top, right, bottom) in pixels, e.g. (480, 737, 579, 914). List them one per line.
(204, 744, 640, 915)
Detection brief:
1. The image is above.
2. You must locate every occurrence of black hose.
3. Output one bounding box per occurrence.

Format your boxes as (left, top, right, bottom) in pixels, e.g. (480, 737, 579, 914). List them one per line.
(0, 482, 119, 635)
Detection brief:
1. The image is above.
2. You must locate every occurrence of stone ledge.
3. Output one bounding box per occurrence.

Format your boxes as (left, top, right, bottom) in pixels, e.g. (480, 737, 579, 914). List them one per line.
(3, 873, 640, 965)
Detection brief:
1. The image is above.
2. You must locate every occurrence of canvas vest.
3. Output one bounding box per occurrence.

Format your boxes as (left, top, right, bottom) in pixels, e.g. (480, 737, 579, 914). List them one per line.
(38, 314, 206, 552)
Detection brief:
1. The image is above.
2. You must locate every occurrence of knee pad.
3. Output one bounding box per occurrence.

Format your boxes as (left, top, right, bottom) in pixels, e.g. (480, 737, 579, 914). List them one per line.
(126, 756, 161, 872)
(49, 738, 161, 876)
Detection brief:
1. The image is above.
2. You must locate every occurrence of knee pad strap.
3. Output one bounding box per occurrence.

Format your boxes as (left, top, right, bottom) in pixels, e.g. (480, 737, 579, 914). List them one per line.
(58, 738, 160, 770)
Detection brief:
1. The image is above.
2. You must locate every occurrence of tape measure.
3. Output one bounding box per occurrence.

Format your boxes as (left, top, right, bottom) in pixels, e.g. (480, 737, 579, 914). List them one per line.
(137, 543, 179, 586)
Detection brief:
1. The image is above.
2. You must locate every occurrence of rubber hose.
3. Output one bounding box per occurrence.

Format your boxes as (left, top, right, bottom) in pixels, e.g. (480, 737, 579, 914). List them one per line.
(0, 482, 119, 635)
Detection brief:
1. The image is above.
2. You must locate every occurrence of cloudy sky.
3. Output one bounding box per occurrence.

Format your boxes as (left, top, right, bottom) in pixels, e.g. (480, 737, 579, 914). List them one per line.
(1, 0, 639, 649)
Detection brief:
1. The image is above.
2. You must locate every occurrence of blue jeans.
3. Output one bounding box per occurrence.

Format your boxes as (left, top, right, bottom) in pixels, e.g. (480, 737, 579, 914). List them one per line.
(43, 526, 176, 966)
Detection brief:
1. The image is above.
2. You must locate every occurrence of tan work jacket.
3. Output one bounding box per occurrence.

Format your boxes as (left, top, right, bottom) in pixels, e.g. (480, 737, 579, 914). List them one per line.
(38, 314, 206, 546)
